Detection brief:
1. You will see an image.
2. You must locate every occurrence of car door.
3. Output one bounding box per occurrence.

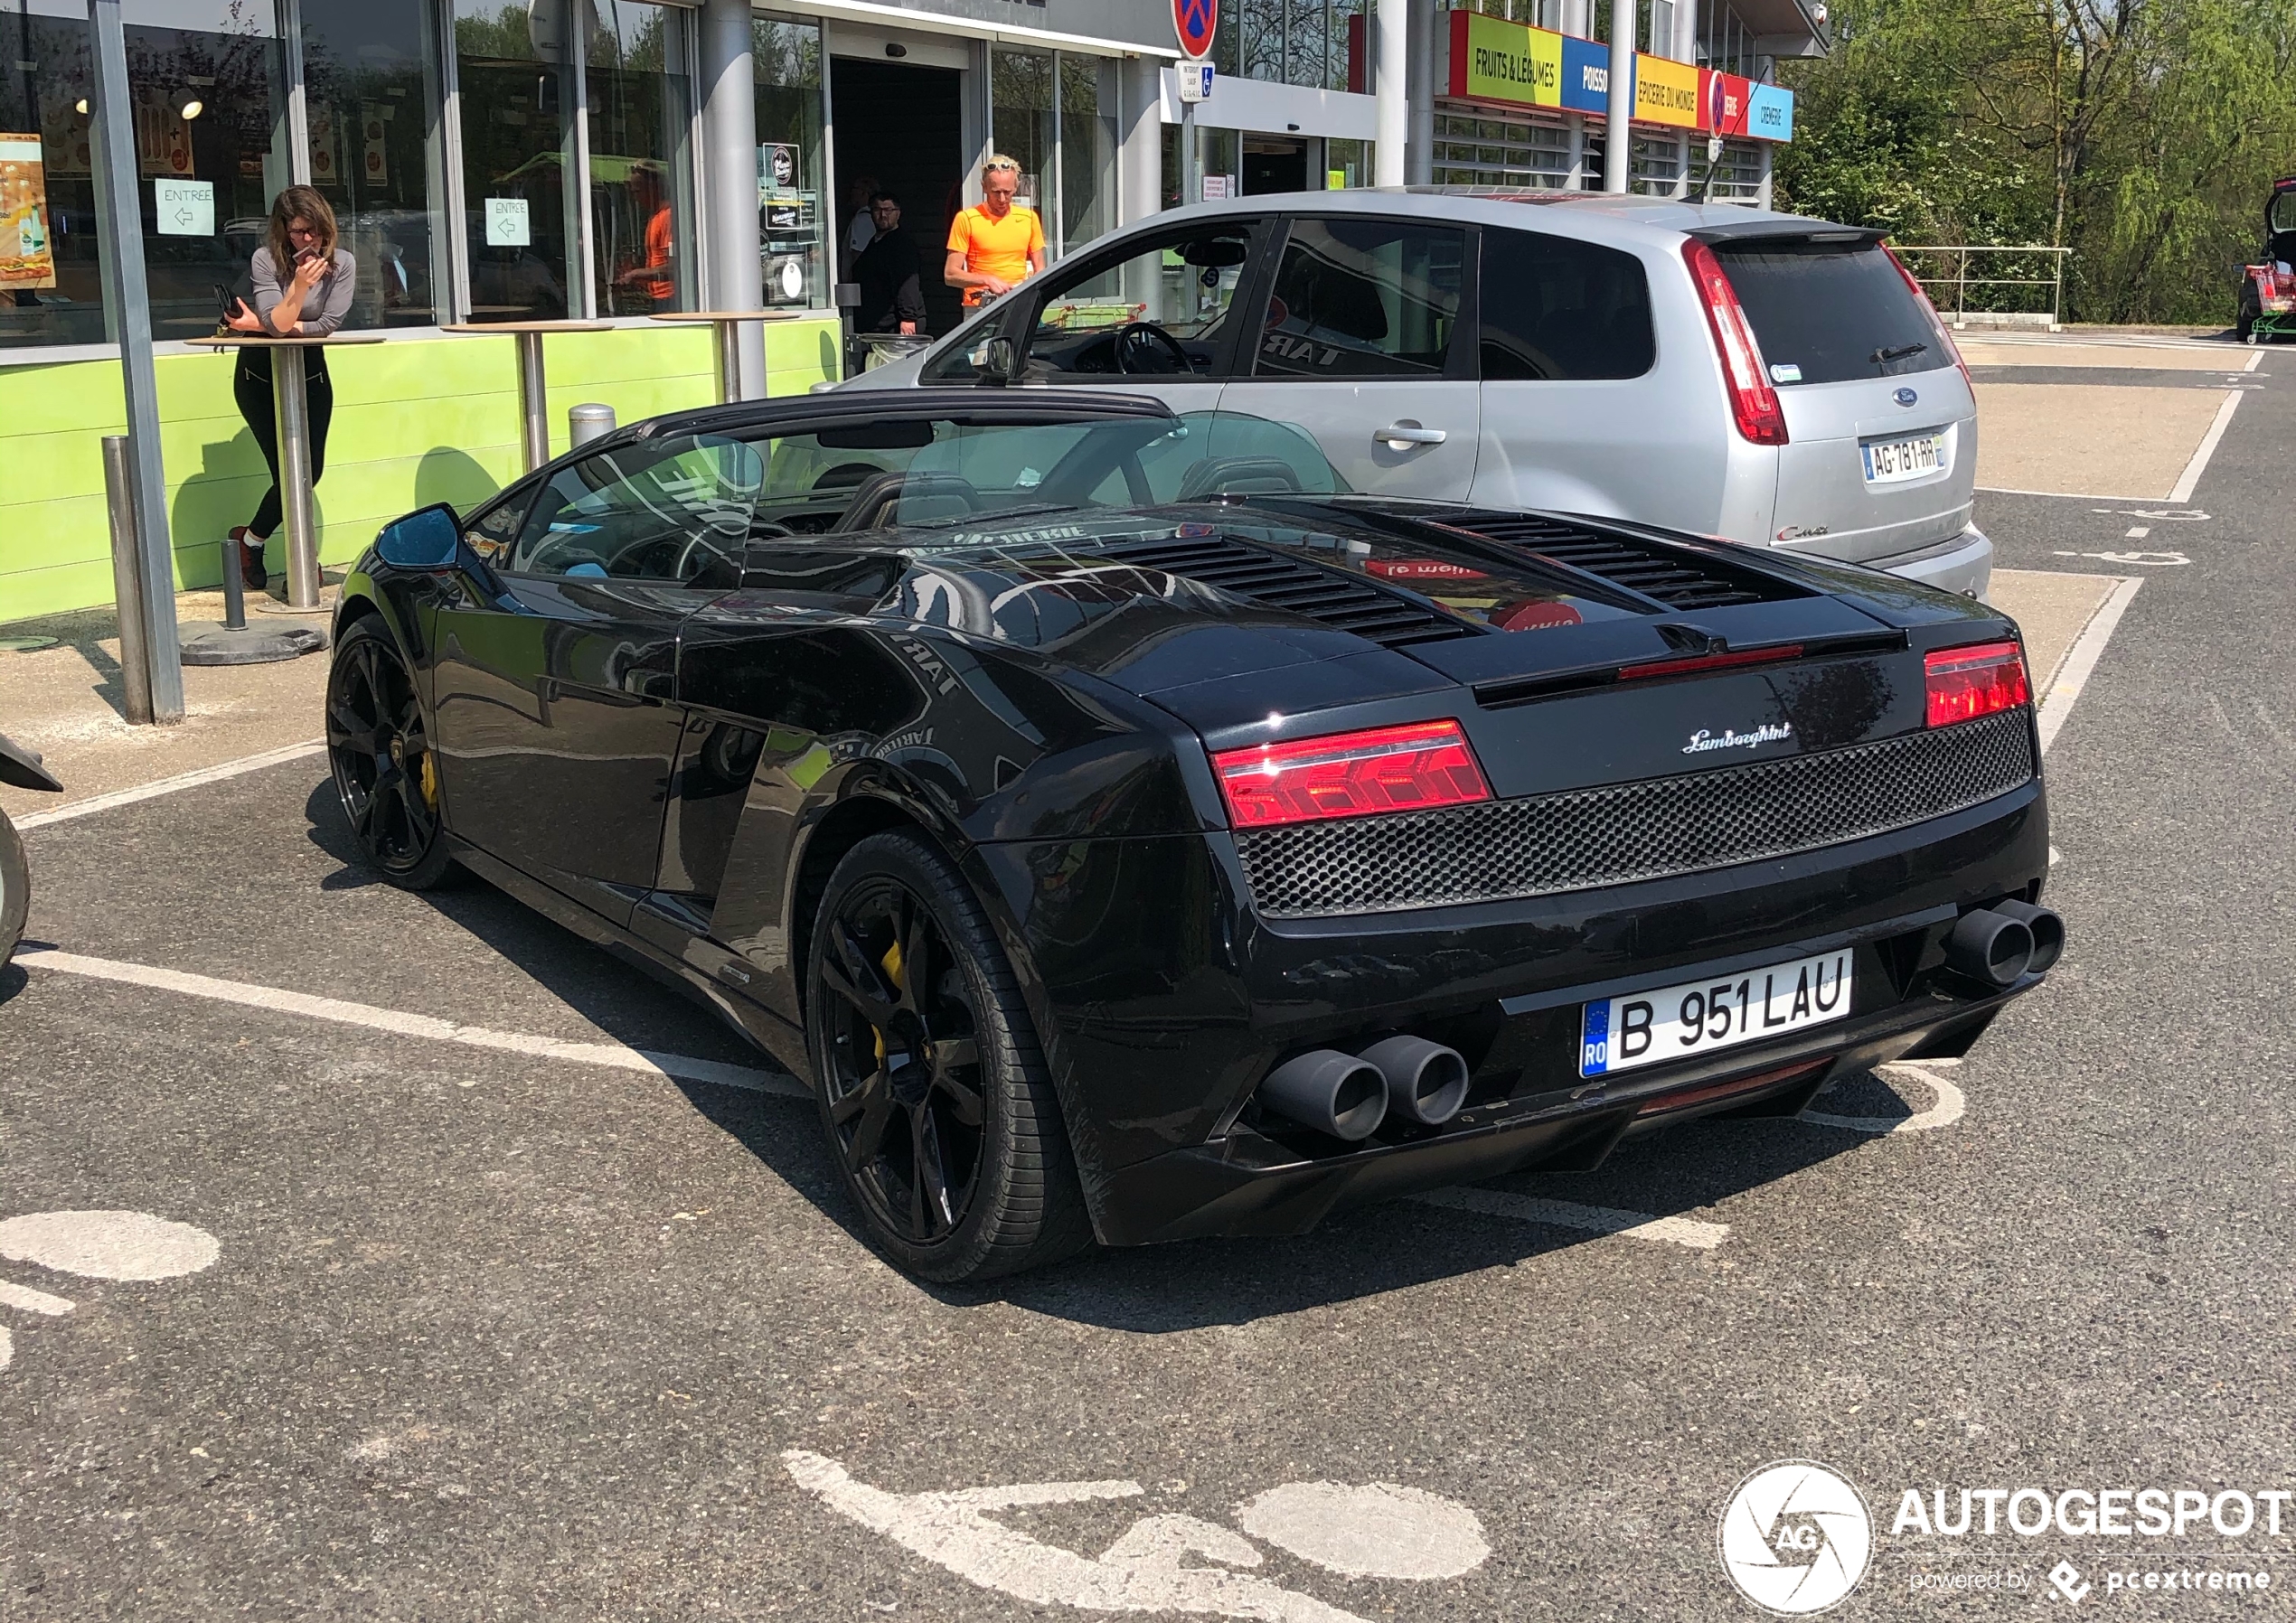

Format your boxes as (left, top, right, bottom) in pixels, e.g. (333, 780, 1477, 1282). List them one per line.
(428, 432, 766, 926)
(1000, 214, 1270, 418)
(1225, 214, 1481, 499)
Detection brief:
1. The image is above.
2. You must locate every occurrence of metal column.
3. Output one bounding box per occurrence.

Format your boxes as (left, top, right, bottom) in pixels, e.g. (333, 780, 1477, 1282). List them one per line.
(270, 346, 325, 608)
(698, 0, 764, 399)
(1375, 0, 1407, 186)
(84, 0, 183, 720)
(1603, 0, 1636, 193)
(1405, 0, 1435, 188)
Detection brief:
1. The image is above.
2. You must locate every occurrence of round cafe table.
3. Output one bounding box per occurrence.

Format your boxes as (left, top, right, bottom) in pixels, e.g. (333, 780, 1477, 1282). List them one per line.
(183, 331, 388, 611)
(648, 309, 813, 404)
(439, 319, 615, 472)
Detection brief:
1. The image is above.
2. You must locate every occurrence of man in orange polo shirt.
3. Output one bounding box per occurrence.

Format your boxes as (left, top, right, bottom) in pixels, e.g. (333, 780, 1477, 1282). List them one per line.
(944, 155, 1045, 306)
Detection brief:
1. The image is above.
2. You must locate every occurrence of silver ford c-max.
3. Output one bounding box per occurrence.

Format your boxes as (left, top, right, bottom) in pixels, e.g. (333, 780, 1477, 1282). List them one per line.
(841, 188, 1990, 598)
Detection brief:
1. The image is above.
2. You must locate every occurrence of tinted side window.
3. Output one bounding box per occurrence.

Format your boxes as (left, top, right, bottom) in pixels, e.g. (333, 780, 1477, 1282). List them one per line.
(464, 482, 539, 563)
(1253, 218, 1464, 380)
(1714, 241, 1947, 385)
(1478, 227, 1656, 381)
(511, 436, 765, 583)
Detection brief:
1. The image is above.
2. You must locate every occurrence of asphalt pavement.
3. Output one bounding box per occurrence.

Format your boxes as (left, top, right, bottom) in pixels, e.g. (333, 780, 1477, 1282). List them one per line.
(1, 341, 2289, 1621)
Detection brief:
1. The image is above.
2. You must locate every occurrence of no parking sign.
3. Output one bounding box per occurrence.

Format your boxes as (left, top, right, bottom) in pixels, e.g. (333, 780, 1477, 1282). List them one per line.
(1174, 0, 1217, 61)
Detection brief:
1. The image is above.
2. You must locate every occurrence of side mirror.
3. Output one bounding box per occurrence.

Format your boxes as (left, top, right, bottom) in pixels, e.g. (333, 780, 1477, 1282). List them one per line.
(977, 335, 1020, 385)
(375, 503, 461, 570)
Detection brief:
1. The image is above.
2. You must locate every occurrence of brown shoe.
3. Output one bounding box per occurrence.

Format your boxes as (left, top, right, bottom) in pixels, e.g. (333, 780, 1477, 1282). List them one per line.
(230, 528, 268, 590)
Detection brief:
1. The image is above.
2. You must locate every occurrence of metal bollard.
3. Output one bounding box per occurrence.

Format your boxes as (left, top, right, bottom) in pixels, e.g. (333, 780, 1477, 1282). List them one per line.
(100, 434, 154, 726)
(569, 402, 615, 447)
(218, 534, 248, 633)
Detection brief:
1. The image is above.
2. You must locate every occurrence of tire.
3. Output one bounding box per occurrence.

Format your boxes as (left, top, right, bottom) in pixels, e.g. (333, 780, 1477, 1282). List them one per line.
(805, 829, 1092, 1283)
(325, 616, 457, 890)
(0, 809, 28, 971)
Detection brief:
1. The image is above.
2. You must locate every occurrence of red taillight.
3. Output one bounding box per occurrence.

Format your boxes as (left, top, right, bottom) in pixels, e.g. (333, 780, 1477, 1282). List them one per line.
(1682, 240, 1788, 446)
(1924, 640, 2029, 727)
(1883, 241, 1971, 391)
(1212, 719, 1491, 830)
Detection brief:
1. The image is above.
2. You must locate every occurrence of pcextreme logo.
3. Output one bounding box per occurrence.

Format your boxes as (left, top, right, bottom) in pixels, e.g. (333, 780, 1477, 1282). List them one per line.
(1718, 1460, 1875, 1615)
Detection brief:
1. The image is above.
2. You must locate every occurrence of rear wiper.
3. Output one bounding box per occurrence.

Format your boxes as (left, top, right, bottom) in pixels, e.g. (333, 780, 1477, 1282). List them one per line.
(1873, 341, 1928, 364)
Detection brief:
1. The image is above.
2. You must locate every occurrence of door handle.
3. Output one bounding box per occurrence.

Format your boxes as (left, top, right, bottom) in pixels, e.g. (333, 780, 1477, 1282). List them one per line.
(1375, 421, 1447, 448)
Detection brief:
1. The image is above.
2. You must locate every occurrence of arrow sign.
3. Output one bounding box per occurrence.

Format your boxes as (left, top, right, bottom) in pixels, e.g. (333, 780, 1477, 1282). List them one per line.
(153, 178, 213, 238)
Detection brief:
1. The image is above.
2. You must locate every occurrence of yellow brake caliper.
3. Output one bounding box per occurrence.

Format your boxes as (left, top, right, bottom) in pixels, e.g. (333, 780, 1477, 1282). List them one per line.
(419, 751, 439, 809)
(872, 937, 905, 1065)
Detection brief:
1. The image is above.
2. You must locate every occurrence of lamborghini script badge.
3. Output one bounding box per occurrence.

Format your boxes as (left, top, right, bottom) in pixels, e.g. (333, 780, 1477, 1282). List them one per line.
(1683, 722, 1793, 755)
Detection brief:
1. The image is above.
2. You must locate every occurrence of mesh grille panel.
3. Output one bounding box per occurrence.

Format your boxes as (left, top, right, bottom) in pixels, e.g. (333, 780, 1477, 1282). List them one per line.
(1236, 710, 2037, 918)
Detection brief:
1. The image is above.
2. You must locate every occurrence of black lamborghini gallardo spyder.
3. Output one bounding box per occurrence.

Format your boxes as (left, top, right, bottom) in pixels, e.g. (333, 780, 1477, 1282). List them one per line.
(328, 391, 2059, 1281)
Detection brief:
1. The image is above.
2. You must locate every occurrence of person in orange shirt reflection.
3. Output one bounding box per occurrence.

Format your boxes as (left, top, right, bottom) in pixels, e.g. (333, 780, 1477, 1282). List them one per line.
(615, 166, 675, 308)
(944, 155, 1044, 307)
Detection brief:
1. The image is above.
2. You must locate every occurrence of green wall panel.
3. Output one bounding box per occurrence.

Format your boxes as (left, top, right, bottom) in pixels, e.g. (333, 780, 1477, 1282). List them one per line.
(0, 318, 842, 623)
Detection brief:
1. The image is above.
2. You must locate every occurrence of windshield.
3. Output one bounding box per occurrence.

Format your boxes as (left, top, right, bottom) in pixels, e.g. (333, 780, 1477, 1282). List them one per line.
(499, 411, 1349, 581)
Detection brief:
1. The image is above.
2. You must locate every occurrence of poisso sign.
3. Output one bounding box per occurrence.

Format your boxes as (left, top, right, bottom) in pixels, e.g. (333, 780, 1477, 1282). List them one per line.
(1173, 0, 1216, 60)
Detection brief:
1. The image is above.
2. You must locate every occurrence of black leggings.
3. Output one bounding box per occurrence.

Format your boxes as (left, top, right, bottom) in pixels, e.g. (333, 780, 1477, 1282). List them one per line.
(232, 347, 334, 540)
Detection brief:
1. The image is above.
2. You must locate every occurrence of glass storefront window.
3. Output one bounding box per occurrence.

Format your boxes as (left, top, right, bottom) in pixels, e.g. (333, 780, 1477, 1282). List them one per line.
(587, 1, 693, 315)
(454, 0, 579, 320)
(1057, 55, 1116, 255)
(300, 0, 446, 328)
(989, 47, 1052, 228)
(1, 1, 100, 348)
(753, 15, 823, 309)
(1225, 0, 1359, 89)
(129, 1, 290, 343)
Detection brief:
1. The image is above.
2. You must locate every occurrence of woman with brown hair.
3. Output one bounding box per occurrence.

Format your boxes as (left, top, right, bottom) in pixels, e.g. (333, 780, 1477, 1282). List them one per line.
(222, 185, 356, 591)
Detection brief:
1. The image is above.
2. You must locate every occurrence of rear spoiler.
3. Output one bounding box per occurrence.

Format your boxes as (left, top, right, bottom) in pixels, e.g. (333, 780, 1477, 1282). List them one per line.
(1686, 220, 1888, 249)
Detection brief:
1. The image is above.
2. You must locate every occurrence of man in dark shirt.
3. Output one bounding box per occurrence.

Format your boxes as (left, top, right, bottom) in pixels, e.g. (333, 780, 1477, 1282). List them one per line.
(854, 192, 926, 335)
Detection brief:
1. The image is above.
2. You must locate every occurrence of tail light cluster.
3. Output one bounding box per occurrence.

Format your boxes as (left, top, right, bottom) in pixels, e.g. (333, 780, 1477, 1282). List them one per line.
(1882, 242, 1972, 392)
(1924, 640, 2029, 727)
(1212, 719, 1491, 830)
(1682, 240, 1789, 446)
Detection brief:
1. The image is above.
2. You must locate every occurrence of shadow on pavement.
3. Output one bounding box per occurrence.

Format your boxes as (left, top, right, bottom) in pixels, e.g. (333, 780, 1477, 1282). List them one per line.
(296, 783, 1902, 1328)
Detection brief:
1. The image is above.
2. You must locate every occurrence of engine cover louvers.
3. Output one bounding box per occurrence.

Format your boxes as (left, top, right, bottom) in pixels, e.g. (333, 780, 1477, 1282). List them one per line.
(1097, 533, 1477, 650)
(1437, 514, 1790, 612)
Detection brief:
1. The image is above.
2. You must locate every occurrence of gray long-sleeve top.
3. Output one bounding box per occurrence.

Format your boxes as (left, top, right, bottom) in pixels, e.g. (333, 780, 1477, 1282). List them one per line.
(249, 245, 357, 336)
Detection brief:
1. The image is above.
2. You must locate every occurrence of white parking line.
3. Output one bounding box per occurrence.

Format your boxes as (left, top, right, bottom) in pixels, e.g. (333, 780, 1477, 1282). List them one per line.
(14, 740, 326, 831)
(2167, 390, 2244, 503)
(14, 947, 810, 1100)
(1408, 1187, 1730, 1250)
(2037, 576, 2144, 755)
(0, 1280, 76, 1317)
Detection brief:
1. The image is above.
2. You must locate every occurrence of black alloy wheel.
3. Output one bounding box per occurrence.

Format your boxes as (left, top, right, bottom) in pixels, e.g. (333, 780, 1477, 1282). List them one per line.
(326, 618, 456, 889)
(805, 830, 1090, 1282)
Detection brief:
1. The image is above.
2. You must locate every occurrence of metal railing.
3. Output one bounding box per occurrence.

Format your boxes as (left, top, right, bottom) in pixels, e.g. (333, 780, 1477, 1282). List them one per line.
(1891, 245, 2073, 329)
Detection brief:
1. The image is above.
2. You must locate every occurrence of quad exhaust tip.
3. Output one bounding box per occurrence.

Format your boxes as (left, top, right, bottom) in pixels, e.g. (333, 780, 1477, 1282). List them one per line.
(1358, 1035, 1472, 1127)
(1945, 901, 2065, 987)
(1257, 1049, 1389, 1141)
(1256, 1035, 1473, 1140)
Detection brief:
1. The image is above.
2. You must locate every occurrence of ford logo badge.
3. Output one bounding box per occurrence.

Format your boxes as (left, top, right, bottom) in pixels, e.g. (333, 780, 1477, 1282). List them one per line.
(1894, 387, 1919, 407)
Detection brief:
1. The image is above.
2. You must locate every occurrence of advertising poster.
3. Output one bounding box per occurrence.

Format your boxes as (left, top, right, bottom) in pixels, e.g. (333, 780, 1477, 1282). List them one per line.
(1448, 11, 1562, 108)
(1558, 35, 1616, 114)
(1746, 82, 1795, 141)
(0, 135, 57, 291)
(1633, 53, 1700, 127)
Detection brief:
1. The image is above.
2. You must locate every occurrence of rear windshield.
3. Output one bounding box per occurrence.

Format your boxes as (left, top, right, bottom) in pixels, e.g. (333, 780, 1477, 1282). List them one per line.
(1714, 239, 1946, 386)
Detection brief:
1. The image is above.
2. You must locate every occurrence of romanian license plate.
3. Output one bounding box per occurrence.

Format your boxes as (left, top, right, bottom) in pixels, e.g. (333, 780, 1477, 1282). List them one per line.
(1861, 431, 1946, 484)
(1578, 950, 1854, 1077)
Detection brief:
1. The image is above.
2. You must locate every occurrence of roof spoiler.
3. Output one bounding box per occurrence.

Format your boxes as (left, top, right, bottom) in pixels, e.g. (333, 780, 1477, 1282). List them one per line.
(1685, 220, 1889, 249)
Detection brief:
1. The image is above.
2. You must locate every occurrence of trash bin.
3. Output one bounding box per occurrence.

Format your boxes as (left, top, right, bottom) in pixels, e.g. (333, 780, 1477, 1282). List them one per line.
(856, 333, 933, 373)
